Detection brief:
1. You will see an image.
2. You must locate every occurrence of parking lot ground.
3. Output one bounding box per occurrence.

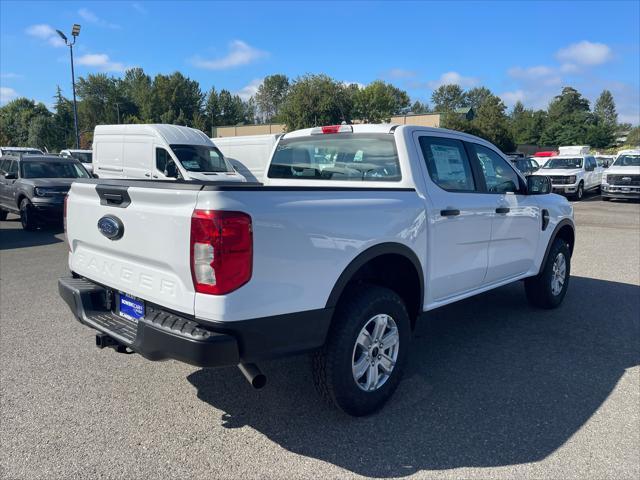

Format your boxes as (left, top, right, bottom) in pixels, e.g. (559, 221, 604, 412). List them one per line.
(1, 195, 639, 479)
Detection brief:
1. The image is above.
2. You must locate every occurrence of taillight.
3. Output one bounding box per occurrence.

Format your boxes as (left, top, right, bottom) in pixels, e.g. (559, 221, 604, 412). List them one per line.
(310, 125, 353, 135)
(190, 210, 252, 295)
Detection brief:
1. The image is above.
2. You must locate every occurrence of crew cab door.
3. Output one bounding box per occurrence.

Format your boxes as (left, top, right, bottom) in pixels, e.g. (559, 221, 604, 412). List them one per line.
(585, 156, 601, 188)
(415, 134, 493, 301)
(466, 142, 540, 283)
(0, 160, 19, 208)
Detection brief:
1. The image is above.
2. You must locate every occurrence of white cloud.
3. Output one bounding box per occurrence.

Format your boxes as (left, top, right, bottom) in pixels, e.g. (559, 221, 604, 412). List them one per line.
(387, 68, 416, 79)
(236, 78, 263, 101)
(0, 72, 22, 79)
(500, 90, 526, 107)
(76, 53, 128, 72)
(78, 8, 120, 29)
(0, 87, 18, 104)
(556, 41, 612, 66)
(191, 40, 268, 70)
(25, 24, 65, 47)
(132, 2, 147, 14)
(342, 81, 366, 89)
(508, 65, 562, 86)
(427, 71, 478, 89)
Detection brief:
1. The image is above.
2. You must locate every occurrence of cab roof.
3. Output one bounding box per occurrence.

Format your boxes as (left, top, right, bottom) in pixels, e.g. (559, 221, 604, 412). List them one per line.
(94, 124, 212, 146)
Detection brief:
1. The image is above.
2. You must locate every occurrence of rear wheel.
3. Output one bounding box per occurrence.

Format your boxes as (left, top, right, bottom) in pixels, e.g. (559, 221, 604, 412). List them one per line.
(601, 196, 611, 201)
(312, 284, 411, 416)
(525, 238, 571, 309)
(19, 199, 38, 231)
(0, 210, 7, 221)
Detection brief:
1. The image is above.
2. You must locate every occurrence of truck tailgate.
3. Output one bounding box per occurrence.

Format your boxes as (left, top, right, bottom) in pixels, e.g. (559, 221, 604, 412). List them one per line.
(66, 182, 200, 315)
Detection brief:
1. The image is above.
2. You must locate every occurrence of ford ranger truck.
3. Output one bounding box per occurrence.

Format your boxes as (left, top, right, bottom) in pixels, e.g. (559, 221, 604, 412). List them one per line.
(59, 124, 575, 416)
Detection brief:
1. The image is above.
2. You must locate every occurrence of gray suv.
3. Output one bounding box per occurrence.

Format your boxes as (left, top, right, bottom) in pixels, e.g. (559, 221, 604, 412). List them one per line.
(0, 154, 90, 230)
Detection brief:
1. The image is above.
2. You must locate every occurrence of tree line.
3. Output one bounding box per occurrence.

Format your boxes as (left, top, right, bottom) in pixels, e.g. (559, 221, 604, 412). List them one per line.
(1, 67, 637, 153)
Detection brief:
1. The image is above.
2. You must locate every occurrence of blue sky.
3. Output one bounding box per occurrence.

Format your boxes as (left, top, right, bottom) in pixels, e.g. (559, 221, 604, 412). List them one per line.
(1, 0, 639, 124)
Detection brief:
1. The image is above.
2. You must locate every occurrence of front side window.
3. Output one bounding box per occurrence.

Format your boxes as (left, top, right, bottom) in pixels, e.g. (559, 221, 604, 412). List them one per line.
(613, 154, 640, 167)
(8, 160, 18, 175)
(542, 157, 583, 169)
(21, 161, 90, 179)
(419, 136, 475, 191)
(268, 133, 401, 181)
(470, 144, 522, 194)
(170, 144, 231, 173)
(156, 148, 179, 178)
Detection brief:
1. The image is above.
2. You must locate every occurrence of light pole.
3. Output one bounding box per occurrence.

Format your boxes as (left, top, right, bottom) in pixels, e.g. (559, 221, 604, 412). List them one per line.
(56, 24, 81, 149)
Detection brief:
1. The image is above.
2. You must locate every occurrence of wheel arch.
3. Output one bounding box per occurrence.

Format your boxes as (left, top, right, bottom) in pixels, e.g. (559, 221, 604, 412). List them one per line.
(540, 219, 575, 271)
(325, 242, 424, 327)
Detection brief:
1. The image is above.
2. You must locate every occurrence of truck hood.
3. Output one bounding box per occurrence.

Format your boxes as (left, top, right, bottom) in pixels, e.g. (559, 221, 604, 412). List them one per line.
(23, 178, 78, 188)
(535, 168, 582, 177)
(185, 171, 246, 182)
(606, 166, 640, 175)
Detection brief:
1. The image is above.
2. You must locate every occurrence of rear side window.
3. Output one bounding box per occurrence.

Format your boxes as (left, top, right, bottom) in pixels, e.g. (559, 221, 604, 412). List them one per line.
(418, 136, 476, 192)
(268, 133, 401, 181)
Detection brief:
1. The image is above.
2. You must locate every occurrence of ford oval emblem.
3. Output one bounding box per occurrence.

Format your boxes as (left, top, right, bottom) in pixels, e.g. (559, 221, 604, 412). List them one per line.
(97, 215, 124, 240)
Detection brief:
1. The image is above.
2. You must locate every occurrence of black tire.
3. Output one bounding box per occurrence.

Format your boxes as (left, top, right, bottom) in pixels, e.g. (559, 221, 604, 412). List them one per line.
(573, 182, 584, 201)
(312, 284, 411, 416)
(601, 196, 611, 201)
(19, 198, 38, 231)
(0, 209, 7, 221)
(525, 238, 571, 309)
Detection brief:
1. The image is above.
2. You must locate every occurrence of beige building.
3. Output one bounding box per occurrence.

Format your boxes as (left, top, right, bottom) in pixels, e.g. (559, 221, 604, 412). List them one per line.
(212, 113, 442, 138)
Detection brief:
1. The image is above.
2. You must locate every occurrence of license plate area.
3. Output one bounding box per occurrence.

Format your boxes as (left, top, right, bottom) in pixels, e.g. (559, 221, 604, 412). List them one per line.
(117, 292, 145, 322)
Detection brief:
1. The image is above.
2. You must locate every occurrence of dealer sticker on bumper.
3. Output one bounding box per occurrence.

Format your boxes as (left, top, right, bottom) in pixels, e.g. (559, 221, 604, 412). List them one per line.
(118, 292, 145, 321)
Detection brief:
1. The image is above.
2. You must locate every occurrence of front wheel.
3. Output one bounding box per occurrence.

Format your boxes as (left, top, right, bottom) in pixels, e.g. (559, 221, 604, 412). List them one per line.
(525, 238, 571, 309)
(0, 210, 7, 221)
(312, 285, 411, 416)
(573, 182, 584, 201)
(601, 196, 611, 201)
(20, 199, 38, 231)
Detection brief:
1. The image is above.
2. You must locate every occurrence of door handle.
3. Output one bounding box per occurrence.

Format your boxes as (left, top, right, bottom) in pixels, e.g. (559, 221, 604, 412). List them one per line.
(152, 175, 158, 179)
(495, 207, 510, 214)
(144, 173, 151, 177)
(440, 209, 460, 217)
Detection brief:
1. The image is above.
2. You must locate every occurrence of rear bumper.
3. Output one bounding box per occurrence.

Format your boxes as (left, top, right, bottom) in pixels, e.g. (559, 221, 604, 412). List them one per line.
(58, 276, 332, 368)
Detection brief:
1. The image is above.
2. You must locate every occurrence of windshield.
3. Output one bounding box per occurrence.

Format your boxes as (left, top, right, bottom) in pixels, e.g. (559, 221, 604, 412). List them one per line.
(268, 133, 401, 181)
(170, 144, 231, 173)
(514, 159, 530, 171)
(542, 157, 583, 169)
(70, 152, 92, 163)
(21, 161, 90, 179)
(613, 154, 640, 167)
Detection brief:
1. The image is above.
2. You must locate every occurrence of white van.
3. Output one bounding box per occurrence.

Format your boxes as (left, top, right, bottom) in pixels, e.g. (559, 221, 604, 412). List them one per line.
(60, 149, 94, 173)
(93, 124, 245, 182)
(212, 134, 281, 182)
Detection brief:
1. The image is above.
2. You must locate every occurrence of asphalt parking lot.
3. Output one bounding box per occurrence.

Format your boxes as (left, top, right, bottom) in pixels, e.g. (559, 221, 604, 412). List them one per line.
(1, 194, 639, 479)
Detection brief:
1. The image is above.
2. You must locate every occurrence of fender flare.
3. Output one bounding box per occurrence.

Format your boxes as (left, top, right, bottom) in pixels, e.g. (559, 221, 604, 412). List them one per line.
(325, 242, 424, 312)
(539, 218, 575, 273)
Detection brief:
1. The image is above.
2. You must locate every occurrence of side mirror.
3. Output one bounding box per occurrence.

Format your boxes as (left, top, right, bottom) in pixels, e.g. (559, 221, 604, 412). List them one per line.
(527, 175, 551, 195)
(4, 172, 17, 180)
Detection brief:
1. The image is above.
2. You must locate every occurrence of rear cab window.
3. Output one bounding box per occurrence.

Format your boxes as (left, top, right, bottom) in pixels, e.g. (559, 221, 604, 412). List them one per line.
(268, 133, 401, 181)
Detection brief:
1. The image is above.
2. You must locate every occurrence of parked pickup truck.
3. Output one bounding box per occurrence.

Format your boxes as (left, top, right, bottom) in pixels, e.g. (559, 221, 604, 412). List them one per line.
(58, 124, 575, 416)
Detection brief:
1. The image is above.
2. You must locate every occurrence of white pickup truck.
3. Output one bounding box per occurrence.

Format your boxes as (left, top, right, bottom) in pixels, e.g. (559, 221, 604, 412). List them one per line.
(59, 124, 575, 416)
